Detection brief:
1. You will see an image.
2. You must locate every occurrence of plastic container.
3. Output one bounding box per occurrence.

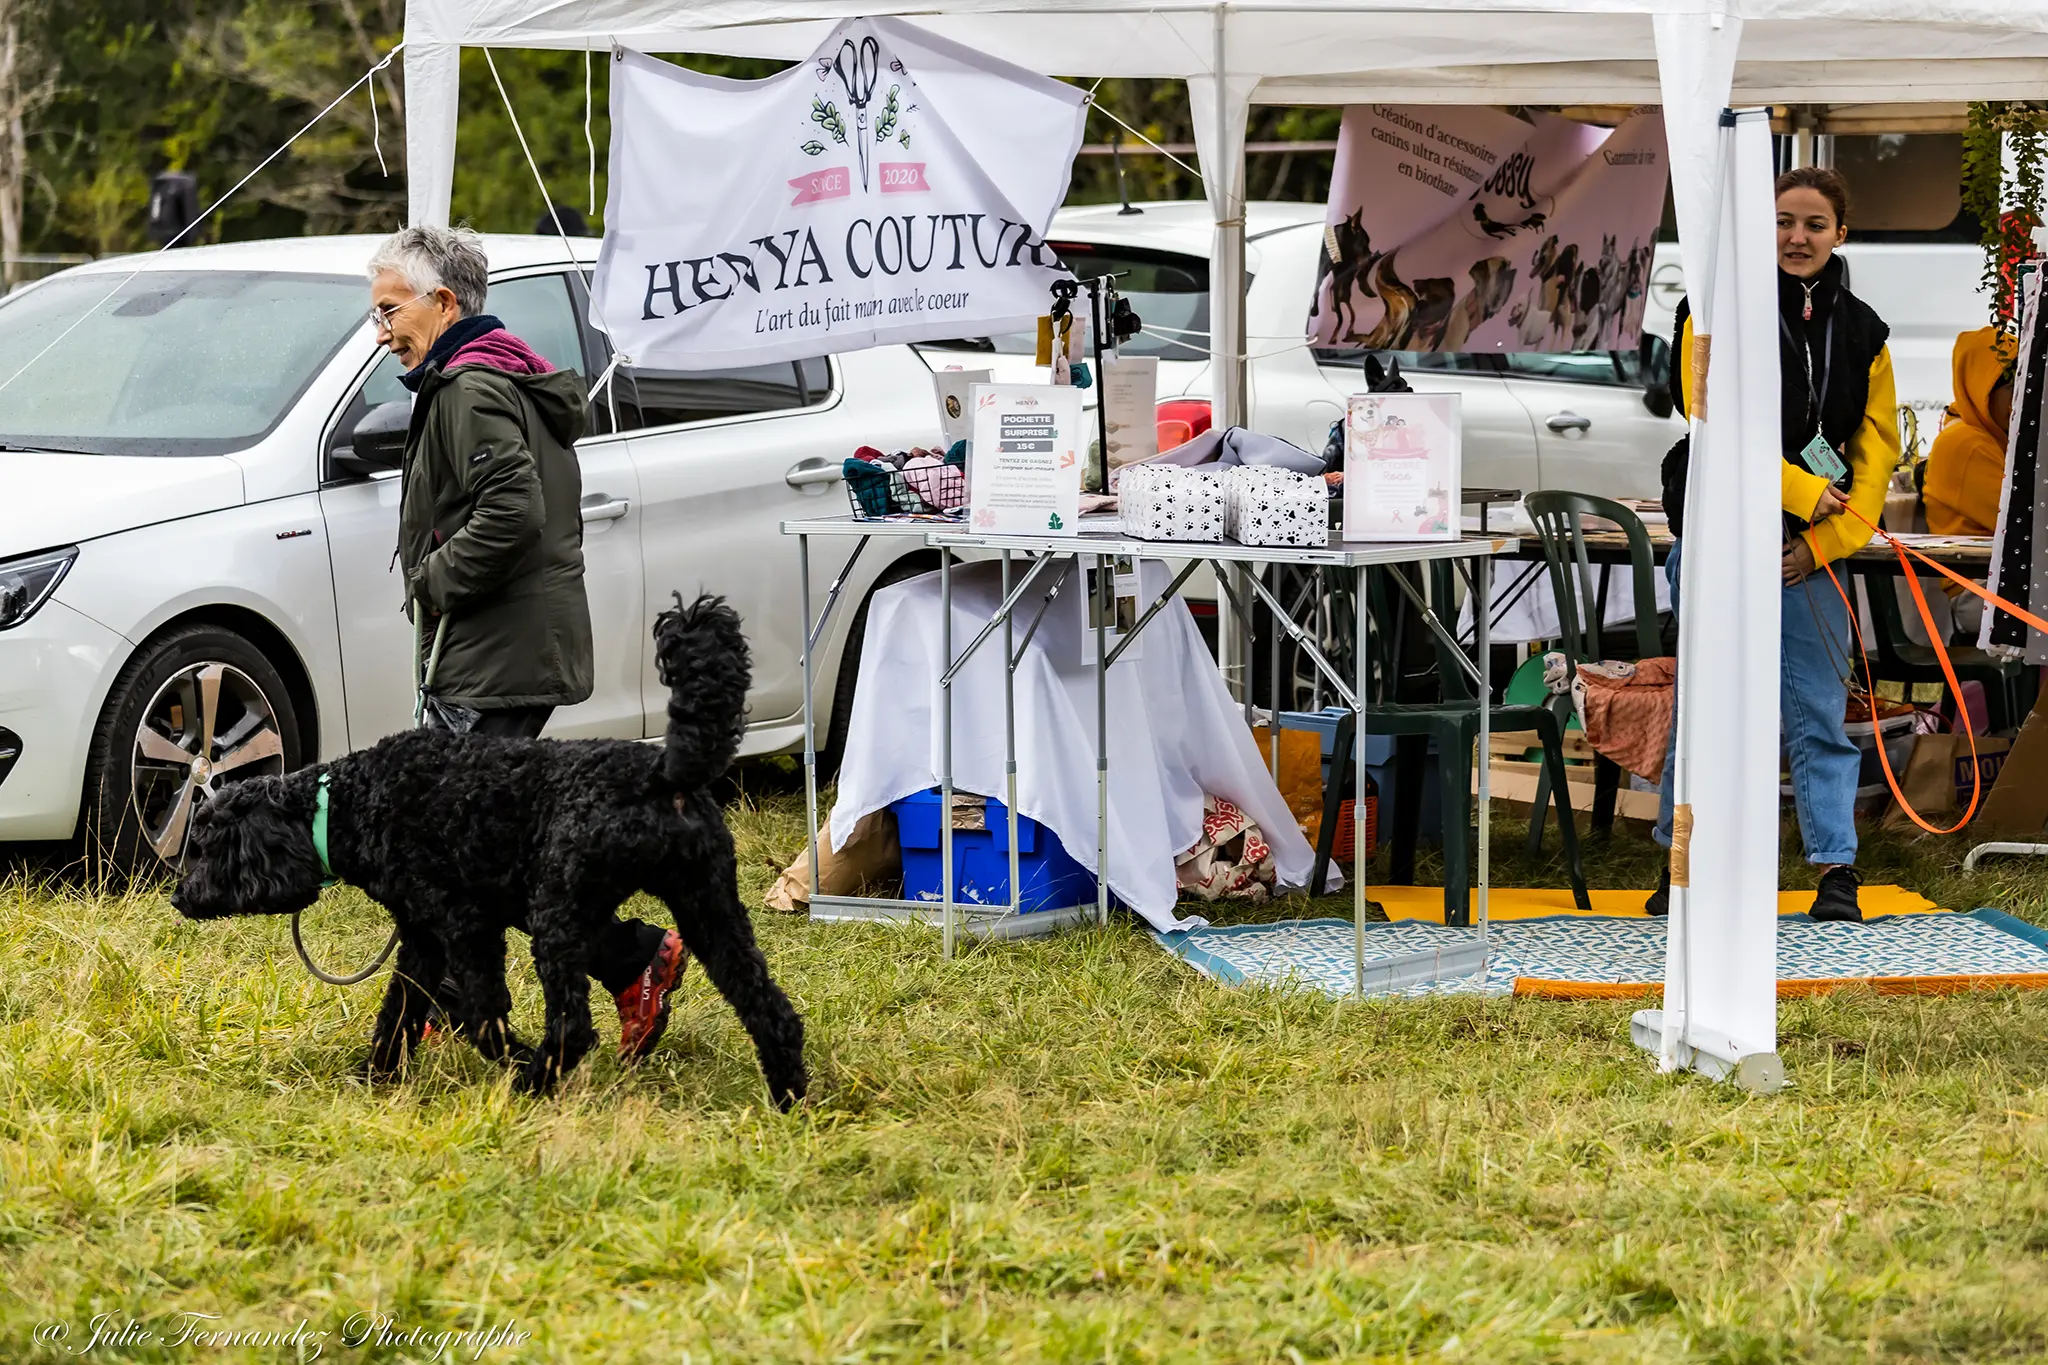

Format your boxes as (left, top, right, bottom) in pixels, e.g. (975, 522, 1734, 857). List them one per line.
(891, 789, 1098, 913)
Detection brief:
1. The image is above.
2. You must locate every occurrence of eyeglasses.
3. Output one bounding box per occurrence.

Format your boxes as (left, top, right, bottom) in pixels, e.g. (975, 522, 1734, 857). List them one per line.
(367, 290, 436, 334)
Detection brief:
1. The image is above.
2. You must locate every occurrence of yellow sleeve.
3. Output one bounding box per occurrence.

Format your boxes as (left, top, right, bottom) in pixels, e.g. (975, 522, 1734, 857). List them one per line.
(1805, 347, 1901, 565)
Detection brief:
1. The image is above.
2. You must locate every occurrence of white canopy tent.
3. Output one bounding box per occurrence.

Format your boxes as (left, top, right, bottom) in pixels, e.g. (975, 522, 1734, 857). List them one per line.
(403, 0, 2048, 1085)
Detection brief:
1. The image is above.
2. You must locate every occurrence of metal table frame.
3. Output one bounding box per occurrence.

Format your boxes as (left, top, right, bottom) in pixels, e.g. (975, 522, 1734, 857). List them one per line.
(785, 515, 1519, 995)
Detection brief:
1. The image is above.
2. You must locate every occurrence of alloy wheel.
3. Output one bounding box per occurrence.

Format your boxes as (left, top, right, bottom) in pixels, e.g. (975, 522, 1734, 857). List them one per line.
(130, 661, 286, 865)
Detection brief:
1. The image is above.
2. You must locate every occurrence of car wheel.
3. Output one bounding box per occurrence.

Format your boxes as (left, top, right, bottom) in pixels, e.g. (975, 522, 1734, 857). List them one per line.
(818, 554, 936, 782)
(78, 625, 301, 880)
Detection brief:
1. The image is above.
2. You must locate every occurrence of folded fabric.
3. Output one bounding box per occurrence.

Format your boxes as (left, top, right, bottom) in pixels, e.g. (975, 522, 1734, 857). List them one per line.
(902, 454, 966, 512)
(1175, 796, 1277, 903)
(1569, 657, 1677, 782)
(1126, 425, 1328, 478)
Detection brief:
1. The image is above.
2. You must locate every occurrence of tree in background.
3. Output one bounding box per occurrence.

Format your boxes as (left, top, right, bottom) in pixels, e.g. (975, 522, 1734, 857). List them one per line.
(14, 5, 1325, 258)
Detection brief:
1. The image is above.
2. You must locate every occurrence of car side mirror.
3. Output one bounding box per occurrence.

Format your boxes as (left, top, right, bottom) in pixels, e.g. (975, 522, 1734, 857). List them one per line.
(1639, 332, 1675, 420)
(330, 399, 410, 478)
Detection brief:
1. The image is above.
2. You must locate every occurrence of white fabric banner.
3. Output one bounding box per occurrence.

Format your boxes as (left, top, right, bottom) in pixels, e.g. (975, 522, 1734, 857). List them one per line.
(591, 17, 1086, 370)
(1309, 104, 1668, 354)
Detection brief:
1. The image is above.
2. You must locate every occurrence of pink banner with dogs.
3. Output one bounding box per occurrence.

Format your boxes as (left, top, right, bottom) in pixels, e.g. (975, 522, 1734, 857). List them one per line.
(1308, 105, 1668, 354)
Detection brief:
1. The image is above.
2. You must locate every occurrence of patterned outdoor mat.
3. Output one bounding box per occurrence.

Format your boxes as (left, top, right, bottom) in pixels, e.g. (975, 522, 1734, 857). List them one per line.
(1154, 909, 2048, 999)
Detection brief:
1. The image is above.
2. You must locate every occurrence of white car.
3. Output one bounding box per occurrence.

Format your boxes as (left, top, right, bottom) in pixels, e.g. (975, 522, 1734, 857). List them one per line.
(0, 234, 945, 872)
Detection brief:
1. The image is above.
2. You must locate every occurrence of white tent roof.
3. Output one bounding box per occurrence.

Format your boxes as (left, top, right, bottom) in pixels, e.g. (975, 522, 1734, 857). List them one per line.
(406, 0, 2048, 93)
(404, 0, 2048, 227)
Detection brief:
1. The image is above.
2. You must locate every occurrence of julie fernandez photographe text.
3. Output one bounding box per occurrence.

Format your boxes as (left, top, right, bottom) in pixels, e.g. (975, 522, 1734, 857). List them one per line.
(31, 1310, 529, 1361)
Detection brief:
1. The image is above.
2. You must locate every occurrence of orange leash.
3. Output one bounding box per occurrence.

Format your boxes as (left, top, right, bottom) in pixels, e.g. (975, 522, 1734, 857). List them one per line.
(1809, 503, 2044, 835)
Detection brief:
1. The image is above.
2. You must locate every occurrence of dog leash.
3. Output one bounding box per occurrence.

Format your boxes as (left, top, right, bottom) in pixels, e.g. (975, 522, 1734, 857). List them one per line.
(287, 612, 448, 985)
(1809, 504, 2048, 835)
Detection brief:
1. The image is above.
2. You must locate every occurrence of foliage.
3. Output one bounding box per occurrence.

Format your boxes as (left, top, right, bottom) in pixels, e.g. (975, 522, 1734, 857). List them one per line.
(19, 6, 790, 254)
(3, 791, 2047, 1360)
(1963, 100, 2048, 339)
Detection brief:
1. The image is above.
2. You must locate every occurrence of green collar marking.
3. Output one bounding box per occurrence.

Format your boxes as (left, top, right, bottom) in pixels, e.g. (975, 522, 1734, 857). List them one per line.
(312, 771, 337, 887)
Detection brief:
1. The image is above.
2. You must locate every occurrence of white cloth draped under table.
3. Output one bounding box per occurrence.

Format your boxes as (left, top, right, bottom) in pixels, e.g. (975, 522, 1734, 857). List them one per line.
(828, 558, 1334, 932)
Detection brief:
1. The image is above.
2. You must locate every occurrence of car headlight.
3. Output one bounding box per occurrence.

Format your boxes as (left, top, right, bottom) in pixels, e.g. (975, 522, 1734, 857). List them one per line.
(0, 546, 77, 630)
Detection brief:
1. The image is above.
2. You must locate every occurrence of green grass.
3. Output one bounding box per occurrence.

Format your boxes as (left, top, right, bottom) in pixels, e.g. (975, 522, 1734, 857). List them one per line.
(3, 785, 2047, 1363)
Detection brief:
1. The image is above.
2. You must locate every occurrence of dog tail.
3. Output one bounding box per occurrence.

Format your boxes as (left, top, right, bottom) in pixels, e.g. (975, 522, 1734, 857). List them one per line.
(652, 592, 751, 790)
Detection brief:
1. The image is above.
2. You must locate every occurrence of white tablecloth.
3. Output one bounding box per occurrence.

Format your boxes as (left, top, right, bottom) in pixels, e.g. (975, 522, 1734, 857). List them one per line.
(829, 558, 1334, 931)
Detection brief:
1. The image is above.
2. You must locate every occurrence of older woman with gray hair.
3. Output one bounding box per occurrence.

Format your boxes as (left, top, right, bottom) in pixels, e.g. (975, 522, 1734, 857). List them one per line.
(366, 224, 690, 1061)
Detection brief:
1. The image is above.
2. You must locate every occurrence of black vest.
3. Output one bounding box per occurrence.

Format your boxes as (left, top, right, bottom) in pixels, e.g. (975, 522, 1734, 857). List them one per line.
(1662, 254, 1888, 540)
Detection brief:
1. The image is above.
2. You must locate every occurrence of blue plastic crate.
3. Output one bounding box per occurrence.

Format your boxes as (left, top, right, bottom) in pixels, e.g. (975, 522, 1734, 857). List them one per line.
(892, 789, 1097, 913)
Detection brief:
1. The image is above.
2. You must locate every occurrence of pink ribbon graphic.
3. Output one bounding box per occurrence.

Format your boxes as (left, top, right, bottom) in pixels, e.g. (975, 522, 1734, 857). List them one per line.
(878, 162, 931, 194)
(788, 167, 852, 206)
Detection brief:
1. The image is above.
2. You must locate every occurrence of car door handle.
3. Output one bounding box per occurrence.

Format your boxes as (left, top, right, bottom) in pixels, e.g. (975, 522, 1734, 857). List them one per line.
(580, 494, 631, 523)
(785, 459, 845, 488)
(1545, 412, 1592, 433)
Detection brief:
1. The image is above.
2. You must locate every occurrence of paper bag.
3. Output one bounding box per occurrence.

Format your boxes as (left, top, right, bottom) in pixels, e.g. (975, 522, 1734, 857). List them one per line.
(763, 810, 901, 912)
(1881, 733, 2012, 830)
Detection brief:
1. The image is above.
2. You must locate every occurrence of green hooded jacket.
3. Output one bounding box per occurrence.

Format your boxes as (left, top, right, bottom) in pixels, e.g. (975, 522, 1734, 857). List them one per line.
(396, 325, 594, 710)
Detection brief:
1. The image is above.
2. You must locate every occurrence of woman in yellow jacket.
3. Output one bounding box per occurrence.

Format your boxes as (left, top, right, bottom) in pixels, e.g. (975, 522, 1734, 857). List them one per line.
(1923, 327, 2014, 537)
(1651, 166, 1901, 922)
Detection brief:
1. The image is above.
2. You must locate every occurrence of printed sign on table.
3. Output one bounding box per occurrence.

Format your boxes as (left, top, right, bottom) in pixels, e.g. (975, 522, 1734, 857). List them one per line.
(932, 367, 989, 445)
(593, 17, 1087, 370)
(1343, 393, 1461, 541)
(1309, 105, 1668, 355)
(968, 383, 1084, 534)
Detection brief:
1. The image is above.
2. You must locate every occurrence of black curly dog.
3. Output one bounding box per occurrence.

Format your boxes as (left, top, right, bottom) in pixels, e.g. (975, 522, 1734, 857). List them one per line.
(171, 594, 806, 1107)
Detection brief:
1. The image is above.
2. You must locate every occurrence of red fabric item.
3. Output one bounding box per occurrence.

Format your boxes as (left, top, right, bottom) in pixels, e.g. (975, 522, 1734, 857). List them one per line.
(1574, 658, 1676, 782)
(853, 445, 886, 463)
(447, 329, 556, 375)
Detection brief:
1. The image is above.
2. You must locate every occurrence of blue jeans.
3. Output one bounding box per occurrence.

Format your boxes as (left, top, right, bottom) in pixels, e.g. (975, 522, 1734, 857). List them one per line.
(1654, 539, 1859, 865)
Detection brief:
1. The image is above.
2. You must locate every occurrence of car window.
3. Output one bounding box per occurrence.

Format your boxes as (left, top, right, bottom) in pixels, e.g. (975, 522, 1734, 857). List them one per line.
(331, 271, 610, 475)
(0, 270, 366, 457)
(354, 272, 588, 410)
(488, 273, 585, 378)
(920, 241, 1216, 363)
(1501, 351, 1634, 386)
(616, 356, 831, 432)
(1316, 348, 1505, 375)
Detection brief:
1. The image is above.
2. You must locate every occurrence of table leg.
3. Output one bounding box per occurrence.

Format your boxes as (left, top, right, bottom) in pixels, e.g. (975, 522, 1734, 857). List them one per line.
(1096, 553, 1110, 928)
(1354, 563, 1369, 998)
(1005, 550, 1021, 918)
(1267, 562, 1281, 780)
(799, 534, 821, 903)
(941, 548, 955, 960)
(1476, 549, 1491, 947)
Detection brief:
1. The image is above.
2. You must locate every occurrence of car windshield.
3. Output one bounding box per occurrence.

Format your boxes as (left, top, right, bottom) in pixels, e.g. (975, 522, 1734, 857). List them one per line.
(0, 269, 368, 457)
(920, 241, 1214, 363)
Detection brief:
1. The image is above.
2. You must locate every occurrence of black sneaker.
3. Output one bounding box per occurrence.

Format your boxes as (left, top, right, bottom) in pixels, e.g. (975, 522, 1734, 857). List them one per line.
(1645, 865, 1670, 917)
(1810, 866, 1863, 923)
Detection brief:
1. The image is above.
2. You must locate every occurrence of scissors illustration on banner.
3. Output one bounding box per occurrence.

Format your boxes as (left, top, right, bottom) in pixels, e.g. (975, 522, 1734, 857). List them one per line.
(831, 35, 881, 192)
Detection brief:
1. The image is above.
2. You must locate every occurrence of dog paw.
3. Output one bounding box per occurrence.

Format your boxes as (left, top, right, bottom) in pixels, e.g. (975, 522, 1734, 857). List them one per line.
(770, 1072, 810, 1112)
(354, 1050, 404, 1085)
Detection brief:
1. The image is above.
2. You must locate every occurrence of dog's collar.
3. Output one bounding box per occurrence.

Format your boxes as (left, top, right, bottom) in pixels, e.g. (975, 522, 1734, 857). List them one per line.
(312, 771, 337, 888)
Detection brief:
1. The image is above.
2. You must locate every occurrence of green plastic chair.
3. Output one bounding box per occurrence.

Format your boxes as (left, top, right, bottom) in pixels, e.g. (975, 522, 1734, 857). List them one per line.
(1307, 560, 1591, 926)
(1522, 491, 1664, 838)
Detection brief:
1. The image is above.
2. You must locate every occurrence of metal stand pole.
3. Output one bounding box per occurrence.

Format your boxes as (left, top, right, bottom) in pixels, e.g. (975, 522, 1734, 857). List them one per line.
(1095, 554, 1110, 928)
(1354, 563, 1369, 997)
(799, 534, 821, 902)
(1004, 550, 1021, 917)
(941, 549, 956, 960)
(1238, 565, 1254, 729)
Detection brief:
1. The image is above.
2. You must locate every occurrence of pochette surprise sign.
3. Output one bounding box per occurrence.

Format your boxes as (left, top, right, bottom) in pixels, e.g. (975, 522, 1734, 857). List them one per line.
(592, 17, 1087, 372)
